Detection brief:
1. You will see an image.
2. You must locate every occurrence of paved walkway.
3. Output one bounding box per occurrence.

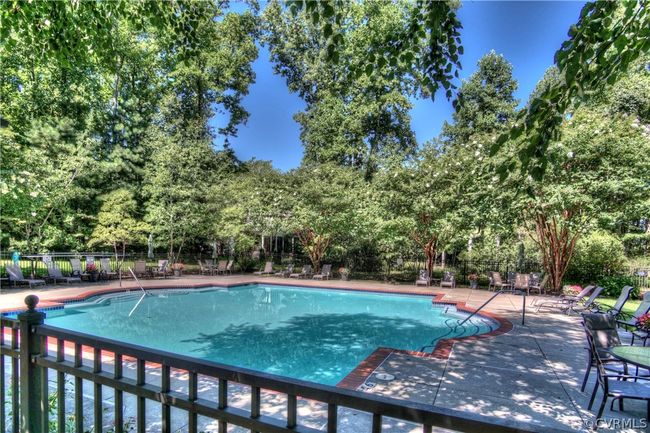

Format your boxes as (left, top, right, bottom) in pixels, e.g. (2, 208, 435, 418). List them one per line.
(1, 276, 648, 432)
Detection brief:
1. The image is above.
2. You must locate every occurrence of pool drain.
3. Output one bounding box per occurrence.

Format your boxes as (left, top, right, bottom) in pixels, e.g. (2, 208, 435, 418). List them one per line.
(375, 373, 395, 381)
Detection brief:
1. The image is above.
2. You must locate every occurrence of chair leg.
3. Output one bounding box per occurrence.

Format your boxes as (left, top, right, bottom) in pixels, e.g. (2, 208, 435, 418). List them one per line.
(581, 358, 593, 392)
(588, 380, 599, 410)
(596, 394, 608, 419)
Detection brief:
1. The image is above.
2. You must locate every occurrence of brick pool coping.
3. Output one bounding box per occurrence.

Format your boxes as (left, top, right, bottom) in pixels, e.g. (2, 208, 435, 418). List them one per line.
(1, 279, 513, 391)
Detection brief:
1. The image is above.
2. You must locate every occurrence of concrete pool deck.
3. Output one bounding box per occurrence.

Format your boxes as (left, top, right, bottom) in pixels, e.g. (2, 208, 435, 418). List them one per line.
(1, 275, 648, 432)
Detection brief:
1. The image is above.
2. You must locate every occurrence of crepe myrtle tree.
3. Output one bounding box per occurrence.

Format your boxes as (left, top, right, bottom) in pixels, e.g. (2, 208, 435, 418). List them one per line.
(376, 144, 465, 279)
(287, 163, 372, 272)
(505, 94, 650, 291)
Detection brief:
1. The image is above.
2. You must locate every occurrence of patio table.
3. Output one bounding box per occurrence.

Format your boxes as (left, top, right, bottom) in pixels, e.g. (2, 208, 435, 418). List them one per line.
(610, 346, 650, 370)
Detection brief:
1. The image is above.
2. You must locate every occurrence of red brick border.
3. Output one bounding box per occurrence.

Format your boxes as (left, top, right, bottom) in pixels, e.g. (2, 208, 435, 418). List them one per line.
(336, 299, 513, 390)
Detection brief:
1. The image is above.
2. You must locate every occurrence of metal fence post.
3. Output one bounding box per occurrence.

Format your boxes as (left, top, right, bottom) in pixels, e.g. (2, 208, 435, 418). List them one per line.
(18, 295, 46, 433)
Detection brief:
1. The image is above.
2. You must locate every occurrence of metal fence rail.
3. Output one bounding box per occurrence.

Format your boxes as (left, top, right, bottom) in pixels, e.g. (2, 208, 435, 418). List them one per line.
(1, 296, 567, 433)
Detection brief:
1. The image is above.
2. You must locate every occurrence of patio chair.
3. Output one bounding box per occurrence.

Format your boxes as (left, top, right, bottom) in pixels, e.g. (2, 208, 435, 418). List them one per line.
(253, 261, 274, 276)
(275, 264, 293, 278)
(47, 265, 81, 284)
(6, 264, 46, 289)
(313, 264, 332, 280)
(528, 273, 548, 295)
(225, 259, 234, 275)
(100, 258, 118, 280)
(415, 269, 430, 287)
(602, 286, 634, 319)
(152, 260, 170, 279)
(585, 325, 650, 420)
(535, 285, 595, 313)
(581, 313, 628, 392)
(513, 273, 530, 295)
(133, 260, 149, 278)
(215, 260, 228, 275)
(570, 286, 605, 314)
(488, 272, 512, 292)
(617, 295, 650, 345)
(198, 260, 212, 276)
(440, 271, 456, 288)
(69, 258, 89, 279)
(506, 271, 517, 285)
(289, 264, 312, 279)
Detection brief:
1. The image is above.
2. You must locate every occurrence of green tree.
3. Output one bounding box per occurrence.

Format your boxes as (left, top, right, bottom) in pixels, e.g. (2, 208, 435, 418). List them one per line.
(88, 189, 149, 277)
(264, 0, 420, 179)
(507, 72, 650, 290)
(288, 164, 372, 271)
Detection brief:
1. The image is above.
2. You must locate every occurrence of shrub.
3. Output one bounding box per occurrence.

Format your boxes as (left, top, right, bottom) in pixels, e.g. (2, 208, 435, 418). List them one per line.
(566, 231, 627, 282)
(596, 275, 639, 299)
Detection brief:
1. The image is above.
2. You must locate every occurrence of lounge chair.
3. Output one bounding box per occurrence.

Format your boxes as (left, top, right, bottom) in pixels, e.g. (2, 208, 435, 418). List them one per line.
(275, 264, 293, 278)
(253, 261, 274, 276)
(513, 273, 530, 295)
(569, 286, 604, 314)
(6, 264, 46, 289)
(313, 264, 332, 280)
(47, 265, 81, 284)
(415, 269, 430, 286)
(602, 285, 633, 318)
(152, 260, 170, 279)
(289, 264, 312, 279)
(617, 294, 650, 345)
(488, 271, 512, 292)
(133, 260, 149, 278)
(535, 285, 595, 313)
(100, 258, 118, 280)
(440, 271, 456, 289)
(69, 258, 89, 279)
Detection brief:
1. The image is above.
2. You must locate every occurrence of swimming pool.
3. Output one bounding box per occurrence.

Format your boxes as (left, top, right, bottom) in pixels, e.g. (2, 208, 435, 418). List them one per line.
(43, 284, 498, 385)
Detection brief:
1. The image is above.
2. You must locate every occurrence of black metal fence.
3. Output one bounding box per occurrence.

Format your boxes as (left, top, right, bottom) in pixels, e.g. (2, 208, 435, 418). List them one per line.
(2, 251, 647, 291)
(1, 296, 567, 433)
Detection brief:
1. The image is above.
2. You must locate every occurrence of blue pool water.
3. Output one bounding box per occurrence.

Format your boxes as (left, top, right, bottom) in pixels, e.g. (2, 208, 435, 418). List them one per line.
(43, 284, 497, 385)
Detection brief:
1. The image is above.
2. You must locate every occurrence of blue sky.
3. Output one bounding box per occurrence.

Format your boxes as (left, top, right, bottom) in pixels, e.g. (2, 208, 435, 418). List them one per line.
(212, 1, 586, 171)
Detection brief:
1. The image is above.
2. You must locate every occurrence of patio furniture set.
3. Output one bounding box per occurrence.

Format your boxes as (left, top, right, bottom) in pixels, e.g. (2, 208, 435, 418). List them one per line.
(414, 269, 546, 293)
(581, 295, 650, 427)
(198, 259, 234, 276)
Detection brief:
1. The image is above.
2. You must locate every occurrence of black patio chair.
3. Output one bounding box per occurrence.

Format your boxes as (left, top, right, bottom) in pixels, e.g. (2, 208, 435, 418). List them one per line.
(585, 325, 650, 422)
(581, 313, 627, 392)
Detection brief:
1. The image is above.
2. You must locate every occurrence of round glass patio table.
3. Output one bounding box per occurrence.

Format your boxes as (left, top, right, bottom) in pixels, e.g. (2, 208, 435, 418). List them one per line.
(610, 346, 650, 369)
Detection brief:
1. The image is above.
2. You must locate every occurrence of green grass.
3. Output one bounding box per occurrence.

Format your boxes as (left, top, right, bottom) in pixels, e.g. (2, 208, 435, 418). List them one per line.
(597, 297, 641, 316)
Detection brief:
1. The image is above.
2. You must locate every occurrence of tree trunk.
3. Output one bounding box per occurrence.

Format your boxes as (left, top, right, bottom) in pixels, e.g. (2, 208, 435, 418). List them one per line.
(529, 210, 580, 292)
(413, 232, 438, 279)
(297, 228, 330, 273)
